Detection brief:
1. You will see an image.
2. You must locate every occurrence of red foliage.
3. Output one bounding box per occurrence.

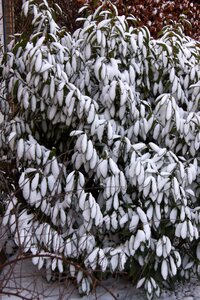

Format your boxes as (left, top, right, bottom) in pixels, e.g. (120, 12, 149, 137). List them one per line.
(84, 0, 200, 40)
(123, 0, 200, 41)
(13, 0, 200, 40)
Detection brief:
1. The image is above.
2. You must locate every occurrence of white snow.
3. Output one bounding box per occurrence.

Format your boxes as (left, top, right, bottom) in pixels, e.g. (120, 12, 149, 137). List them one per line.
(1, 258, 200, 300)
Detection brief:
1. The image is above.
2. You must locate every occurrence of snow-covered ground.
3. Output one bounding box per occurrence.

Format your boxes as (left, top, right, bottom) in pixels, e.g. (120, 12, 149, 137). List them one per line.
(1, 258, 200, 300)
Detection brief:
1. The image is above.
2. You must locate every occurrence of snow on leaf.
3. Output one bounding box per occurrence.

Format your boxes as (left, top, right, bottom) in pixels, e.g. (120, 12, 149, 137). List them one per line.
(161, 259, 168, 280)
(180, 221, 187, 239)
(41, 177, 47, 197)
(133, 230, 145, 250)
(109, 158, 119, 175)
(17, 139, 25, 160)
(98, 159, 108, 178)
(129, 213, 139, 232)
(31, 173, 39, 191)
(156, 240, 163, 257)
(23, 178, 30, 200)
(51, 157, 60, 179)
(137, 207, 147, 224)
(136, 277, 146, 289)
(35, 52, 42, 73)
(110, 253, 119, 272)
(48, 175, 56, 192)
(170, 208, 178, 224)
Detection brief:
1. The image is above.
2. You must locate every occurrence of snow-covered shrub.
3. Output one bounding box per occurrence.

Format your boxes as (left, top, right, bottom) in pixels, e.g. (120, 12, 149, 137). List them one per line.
(0, 0, 200, 298)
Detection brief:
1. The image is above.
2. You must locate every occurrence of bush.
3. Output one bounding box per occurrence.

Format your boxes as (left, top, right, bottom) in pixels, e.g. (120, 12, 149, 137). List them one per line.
(14, 0, 83, 33)
(116, 0, 200, 41)
(0, 0, 200, 299)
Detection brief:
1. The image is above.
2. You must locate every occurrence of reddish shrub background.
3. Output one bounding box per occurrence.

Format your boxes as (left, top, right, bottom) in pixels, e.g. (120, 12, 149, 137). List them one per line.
(14, 0, 200, 40)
